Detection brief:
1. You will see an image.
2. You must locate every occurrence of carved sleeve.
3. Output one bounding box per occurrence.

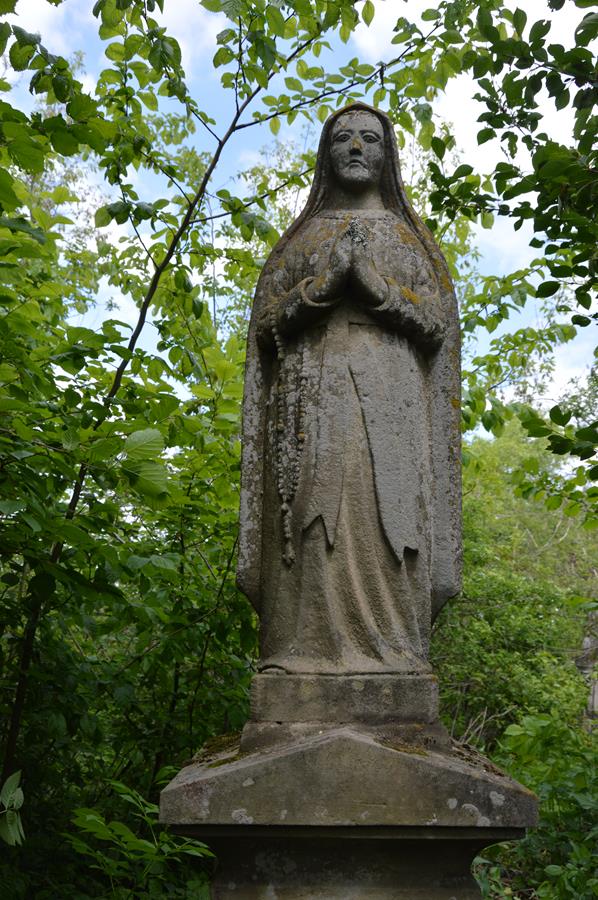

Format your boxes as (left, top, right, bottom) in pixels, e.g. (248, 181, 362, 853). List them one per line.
(256, 268, 336, 350)
(367, 274, 446, 351)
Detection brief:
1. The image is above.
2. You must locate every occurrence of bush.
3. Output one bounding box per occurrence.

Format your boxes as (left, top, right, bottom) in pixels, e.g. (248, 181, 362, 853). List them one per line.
(476, 715, 598, 899)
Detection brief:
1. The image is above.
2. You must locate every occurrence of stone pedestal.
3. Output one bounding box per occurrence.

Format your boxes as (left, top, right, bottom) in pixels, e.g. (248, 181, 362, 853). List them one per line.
(160, 699, 538, 898)
(187, 825, 524, 899)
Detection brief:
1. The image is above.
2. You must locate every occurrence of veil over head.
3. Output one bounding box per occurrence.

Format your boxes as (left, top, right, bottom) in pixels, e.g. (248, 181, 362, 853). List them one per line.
(272, 102, 452, 291)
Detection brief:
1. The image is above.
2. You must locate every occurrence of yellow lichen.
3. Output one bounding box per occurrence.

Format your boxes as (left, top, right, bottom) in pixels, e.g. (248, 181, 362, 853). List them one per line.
(382, 739, 429, 757)
(394, 222, 419, 245)
(401, 286, 421, 305)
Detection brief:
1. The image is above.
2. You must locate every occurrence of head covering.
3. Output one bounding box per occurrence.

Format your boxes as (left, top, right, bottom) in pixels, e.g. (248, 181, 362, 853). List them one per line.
(271, 102, 453, 296)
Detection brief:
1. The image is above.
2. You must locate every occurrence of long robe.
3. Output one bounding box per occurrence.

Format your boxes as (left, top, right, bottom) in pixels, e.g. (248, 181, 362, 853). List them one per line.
(239, 208, 456, 675)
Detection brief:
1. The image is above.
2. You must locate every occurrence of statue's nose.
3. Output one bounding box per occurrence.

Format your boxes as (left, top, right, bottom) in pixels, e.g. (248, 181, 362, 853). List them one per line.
(350, 137, 362, 152)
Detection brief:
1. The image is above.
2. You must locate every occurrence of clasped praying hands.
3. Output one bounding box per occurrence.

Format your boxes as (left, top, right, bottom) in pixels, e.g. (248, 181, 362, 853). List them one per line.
(307, 218, 389, 309)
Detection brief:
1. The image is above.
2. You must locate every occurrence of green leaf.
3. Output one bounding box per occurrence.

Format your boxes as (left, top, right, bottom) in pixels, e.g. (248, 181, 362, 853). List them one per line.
(476, 7, 498, 41)
(266, 5, 286, 37)
(549, 405, 571, 426)
(535, 281, 559, 298)
(0, 216, 46, 243)
(0, 168, 19, 209)
(504, 724, 524, 735)
(52, 74, 71, 103)
(362, 0, 375, 26)
(1, 771, 21, 806)
(130, 461, 169, 498)
(138, 90, 158, 111)
(7, 138, 45, 174)
(431, 136, 445, 159)
(0, 0, 18, 14)
(174, 268, 193, 292)
(574, 12, 598, 45)
(95, 205, 112, 227)
(452, 164, 474, 179)
(477, 127, 495, 144)
(105, 41, 125, 62)
(8, 40, 34, 71)
(149, 554, 178, 571)
(575, 425, 598, 442)
(513, 7, 527, 35)
(124, 428, 164, 461)
(0, 21, 11, 55)
(50, 127, 79, 156)
(12, 25, 39, 46)
(529, 19, 550, 43)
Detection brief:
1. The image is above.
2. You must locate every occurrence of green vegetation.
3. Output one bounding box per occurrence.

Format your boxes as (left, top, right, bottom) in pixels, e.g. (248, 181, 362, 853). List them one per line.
(0, 0, 595, 897)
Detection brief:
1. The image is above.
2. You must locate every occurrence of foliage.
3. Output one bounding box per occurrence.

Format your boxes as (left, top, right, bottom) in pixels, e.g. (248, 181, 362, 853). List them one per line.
(65, 781, 212, 899)
(476, 715, 598, 900)
(0, 770, 24, 847)
(433, 424, 591, 748)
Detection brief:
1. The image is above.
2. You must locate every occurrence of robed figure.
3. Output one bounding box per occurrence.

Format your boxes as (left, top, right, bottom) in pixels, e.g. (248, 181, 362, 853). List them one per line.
(237, 104, 461, 676)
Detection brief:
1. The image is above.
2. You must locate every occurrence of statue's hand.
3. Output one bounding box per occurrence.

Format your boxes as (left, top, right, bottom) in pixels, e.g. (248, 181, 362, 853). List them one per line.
(274, 230, 352, 337)
(350, 234, 389, 307)
(307, 228, 353, 304)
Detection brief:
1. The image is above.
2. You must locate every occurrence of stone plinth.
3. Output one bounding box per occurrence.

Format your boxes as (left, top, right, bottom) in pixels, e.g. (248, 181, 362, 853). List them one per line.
(241, 672, 445, 752)
(250, 673, 439, 723)
(160, 726, 537, 898)
(187, 825, 524, 899)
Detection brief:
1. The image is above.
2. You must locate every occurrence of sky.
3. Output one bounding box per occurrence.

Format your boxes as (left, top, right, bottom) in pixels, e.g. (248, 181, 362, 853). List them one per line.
(5, 0, 595, 401)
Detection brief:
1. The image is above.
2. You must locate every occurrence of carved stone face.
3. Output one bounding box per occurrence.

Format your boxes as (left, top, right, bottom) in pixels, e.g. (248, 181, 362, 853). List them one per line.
(329, 110, 385, 192)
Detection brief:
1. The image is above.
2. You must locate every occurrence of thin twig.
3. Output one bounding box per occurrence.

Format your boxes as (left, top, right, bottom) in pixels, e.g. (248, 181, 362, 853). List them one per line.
(189, 166, 313, 228)
(142, 150, 193, 203)
(189, 107, 221, 143)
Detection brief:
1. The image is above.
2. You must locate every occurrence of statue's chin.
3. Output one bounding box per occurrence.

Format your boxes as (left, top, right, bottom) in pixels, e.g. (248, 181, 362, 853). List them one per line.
(334, 171, 377, 193)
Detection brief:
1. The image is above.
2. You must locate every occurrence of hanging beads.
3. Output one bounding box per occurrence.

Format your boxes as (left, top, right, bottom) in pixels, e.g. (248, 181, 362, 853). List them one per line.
(271, 301, 307, 567)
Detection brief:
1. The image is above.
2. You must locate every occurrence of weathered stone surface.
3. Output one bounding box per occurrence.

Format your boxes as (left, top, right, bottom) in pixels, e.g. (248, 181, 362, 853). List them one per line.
(160, 728, 537, 829)
(237, 102, 462, 677)
(249, 673, 439, 724)
(194, 826, 523, 899)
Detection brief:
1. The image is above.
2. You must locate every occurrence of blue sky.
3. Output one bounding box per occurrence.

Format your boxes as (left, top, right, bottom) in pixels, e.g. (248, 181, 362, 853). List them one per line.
(6, 0, 595, 402)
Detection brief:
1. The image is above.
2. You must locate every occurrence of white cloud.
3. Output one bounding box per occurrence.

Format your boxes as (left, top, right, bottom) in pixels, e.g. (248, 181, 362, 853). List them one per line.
(551, 329, 595, 401)
(8, 0, 90, 57)
(7, 0, 225, 81)
(352, 0, 400, 62)
(353, 0, 579, 62)
(474, 217, 536, 276)
(155, 0, 226, 78)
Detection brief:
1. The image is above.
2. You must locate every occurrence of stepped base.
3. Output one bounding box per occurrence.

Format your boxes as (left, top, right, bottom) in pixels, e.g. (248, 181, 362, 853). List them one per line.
(160, 686, 538, 897)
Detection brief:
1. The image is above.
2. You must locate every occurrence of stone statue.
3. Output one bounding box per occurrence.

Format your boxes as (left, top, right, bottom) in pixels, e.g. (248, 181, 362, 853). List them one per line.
(161, 105, 538, 900)
(237, 102, 461, 676)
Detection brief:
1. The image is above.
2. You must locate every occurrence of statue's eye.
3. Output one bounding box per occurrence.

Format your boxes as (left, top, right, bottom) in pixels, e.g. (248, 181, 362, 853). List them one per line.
(333, 132, 351, 142)
(363, 133, 380, 143)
